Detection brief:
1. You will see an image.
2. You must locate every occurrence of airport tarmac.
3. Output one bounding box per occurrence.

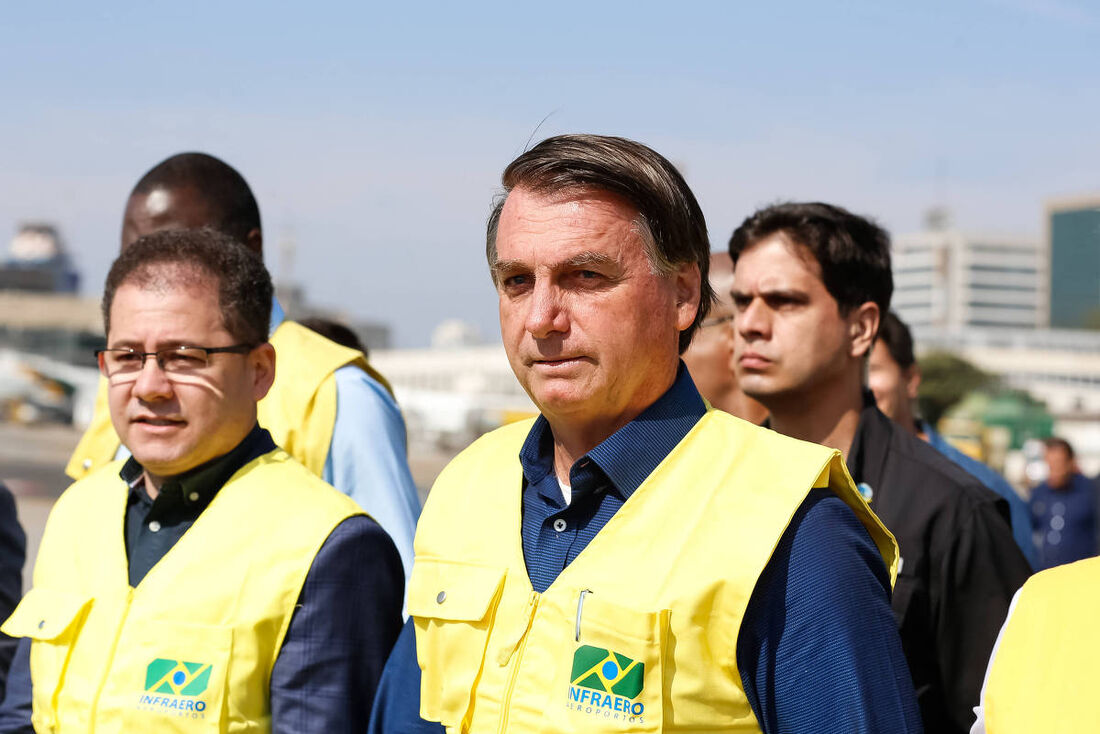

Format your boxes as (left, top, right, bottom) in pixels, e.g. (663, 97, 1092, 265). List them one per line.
(0, 421, 456, 590)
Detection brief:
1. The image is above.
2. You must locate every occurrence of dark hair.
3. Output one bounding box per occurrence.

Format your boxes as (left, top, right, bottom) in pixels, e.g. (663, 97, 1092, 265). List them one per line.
(728, 202, 893, 316)
(878, 311, 916, 370)
(485, 134, 714, 353)
(1044, 437, 1075, 460)
(102, 228, 272, 345)
(298, 317, 368, 358)
(131, 153, 261, 246)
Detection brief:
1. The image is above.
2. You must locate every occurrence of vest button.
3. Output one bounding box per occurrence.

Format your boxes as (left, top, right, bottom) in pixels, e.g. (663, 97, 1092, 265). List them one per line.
(436, 591, 446, 604)
(82, 459, 92, 470)
(149, 521, 161, 533)
(37, 620, 45, 630)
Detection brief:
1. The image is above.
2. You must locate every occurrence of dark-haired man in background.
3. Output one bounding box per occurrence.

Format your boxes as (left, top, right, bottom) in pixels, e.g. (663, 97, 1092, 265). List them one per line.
(371, 135, 920, 733)
(65, 153, 420, 584)
(0, 229, 402, 732)
(729, 202, 1031, 734)
(869, 310, 1036, 567)
(1030, 437, 1098, 571)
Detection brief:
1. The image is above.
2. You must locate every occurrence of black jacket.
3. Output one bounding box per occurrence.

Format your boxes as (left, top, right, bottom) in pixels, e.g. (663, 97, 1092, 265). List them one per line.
(846, 399, 1030, 734)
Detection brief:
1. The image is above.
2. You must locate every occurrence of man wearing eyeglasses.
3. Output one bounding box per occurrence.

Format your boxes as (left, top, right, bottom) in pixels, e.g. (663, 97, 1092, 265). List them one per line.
(0, 228, 403, 733)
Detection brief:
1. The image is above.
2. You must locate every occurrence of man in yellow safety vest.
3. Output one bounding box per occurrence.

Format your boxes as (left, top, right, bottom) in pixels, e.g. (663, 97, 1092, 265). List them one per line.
(2, 228, 403, 732)
(368, 134, 922, 733)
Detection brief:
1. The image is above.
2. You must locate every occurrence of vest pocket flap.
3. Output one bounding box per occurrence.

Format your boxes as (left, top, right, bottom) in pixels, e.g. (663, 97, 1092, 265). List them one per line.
(409, 558, 505, 622)
(2, 588, 92, 641)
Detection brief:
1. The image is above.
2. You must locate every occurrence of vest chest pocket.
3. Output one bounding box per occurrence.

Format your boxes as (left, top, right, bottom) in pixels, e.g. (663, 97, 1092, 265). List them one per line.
(114, 619, 232, 733)
(408, 557, 507, 728)
(541, 592, 668, 733)
(1, 587, 93, 733)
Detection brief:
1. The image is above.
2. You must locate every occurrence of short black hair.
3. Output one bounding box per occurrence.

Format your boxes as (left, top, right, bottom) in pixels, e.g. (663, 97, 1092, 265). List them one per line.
(131, 153, 261, 246)
(486, 134, 714, 354)
(1045, 437, 1075, 460)
(298, 317, 368, 358)
(103, 228, 272, 346)
(878, 311, 916, 370)
(728, 202, 893, 316)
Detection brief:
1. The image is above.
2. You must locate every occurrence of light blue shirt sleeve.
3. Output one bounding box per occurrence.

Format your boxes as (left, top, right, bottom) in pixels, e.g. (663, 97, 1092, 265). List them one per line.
(324, 365, 421, 588)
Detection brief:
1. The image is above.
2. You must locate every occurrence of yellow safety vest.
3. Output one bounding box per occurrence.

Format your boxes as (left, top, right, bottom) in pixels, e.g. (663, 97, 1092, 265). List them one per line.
(983, 556, 1100, 733)
(409, 410, 898, 733)
(2, 449, 361, 733)
(66, 320, 393, 480)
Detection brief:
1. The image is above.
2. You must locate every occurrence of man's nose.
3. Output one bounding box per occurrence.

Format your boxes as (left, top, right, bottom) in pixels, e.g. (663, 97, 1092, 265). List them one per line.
(132, 355, 174, 401)
(736, 298, 770, 339)
(525, 281, 569, 338)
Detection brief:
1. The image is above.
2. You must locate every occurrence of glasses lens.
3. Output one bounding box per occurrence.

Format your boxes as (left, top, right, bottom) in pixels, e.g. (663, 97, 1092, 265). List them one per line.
(159, 347, 210, 374)
(105, 350, 143, 375)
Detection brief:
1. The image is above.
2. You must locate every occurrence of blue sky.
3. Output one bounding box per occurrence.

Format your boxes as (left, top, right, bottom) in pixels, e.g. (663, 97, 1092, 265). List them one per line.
(2, 0, 1098, 346)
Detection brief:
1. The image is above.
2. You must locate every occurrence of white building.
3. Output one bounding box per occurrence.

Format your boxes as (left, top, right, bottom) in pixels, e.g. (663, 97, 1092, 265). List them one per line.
(914, 326, 1100, 474)
(892, 229, 1047, 331)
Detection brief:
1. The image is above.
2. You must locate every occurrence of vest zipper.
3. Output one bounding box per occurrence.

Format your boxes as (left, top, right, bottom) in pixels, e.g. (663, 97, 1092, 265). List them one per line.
(87, 588, 134, 727)
(496, 590, 540, 734)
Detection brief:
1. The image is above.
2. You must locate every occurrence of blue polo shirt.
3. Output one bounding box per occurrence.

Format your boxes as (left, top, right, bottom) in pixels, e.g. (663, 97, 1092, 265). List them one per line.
(370, 366, 921, 733)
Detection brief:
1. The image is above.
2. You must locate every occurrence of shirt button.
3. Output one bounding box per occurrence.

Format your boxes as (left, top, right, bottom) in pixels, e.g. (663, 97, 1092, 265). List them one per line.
(436, 591, 447, 604)
(553, 518, 567, 533)
(82, 458, 92, 470)
(148, 521, 161, 533)
(188, 491, 200, 502)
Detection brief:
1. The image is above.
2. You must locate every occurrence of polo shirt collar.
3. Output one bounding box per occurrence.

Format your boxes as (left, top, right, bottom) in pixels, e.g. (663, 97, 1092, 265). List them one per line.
(119, 424, 276, 509)
(518, 362, 707, 501)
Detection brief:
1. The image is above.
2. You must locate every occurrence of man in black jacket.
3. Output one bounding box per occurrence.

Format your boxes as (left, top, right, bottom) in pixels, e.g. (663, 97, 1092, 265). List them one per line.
(728, 202, 1031, 734)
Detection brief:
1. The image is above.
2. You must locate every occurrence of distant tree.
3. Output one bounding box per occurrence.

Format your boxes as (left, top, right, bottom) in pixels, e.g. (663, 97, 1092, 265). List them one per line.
(917, 350, 998, 426)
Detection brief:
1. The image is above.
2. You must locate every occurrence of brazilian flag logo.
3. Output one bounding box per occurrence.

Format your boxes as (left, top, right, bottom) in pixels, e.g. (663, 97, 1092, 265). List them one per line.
(144, 659, 212, 697)
(570, 645, 644, 699)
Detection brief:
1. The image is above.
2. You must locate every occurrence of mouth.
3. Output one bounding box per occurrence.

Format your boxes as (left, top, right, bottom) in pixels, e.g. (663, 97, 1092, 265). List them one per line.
(131, 416, 186, 428)
(530, 356, 590, 369)
(738, 353, 772, 370)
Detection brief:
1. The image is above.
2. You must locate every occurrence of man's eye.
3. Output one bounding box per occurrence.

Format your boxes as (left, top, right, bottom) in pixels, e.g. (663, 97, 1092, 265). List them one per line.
(115, 352, 141, 362)
(578, 270, 600, 279)
(164, 352, 206, 369)
(503, 274, 531, 288)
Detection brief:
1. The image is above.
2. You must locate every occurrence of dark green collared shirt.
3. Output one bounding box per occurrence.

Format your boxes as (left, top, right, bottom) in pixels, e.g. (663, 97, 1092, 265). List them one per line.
(119, 424, 275, 587)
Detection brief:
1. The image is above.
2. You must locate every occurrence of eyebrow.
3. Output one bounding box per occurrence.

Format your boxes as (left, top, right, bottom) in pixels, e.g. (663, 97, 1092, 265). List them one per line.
(492, 252, 618, 276)
(731, 287, 811, 302)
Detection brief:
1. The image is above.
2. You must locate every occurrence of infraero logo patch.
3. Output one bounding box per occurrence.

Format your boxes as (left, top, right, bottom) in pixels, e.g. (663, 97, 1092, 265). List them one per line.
(566, 645, 646, 724)
(135, 659, 212, 719)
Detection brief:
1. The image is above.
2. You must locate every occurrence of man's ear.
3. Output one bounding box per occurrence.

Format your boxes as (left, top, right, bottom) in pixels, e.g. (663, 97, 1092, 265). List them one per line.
(674, 261, 703, 333)
(246, 227, 263, 258)
(906, 363, 922, 401)
(849, 302, 880, 360)
(251, 342, 277, 401)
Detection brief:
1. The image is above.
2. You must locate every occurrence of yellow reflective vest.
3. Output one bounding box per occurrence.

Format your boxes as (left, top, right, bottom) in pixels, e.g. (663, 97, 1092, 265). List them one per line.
(66, 320, 393, 480)
(2, 449, 361, 733)
(983, 556, 1100, 733)
(409, 410, 898, 733)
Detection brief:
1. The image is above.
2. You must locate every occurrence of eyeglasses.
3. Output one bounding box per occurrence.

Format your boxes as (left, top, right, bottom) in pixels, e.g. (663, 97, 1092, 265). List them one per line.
(95, 344, 256, 380)
(699, 314, 734, 328)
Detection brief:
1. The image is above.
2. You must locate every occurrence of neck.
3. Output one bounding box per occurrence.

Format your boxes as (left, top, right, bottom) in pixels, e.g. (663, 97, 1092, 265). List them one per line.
(710, 388, 769, 425)
(767, 371, 865, 460)
(545, 368, 678, 482)
(142, 470, 166, 500)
